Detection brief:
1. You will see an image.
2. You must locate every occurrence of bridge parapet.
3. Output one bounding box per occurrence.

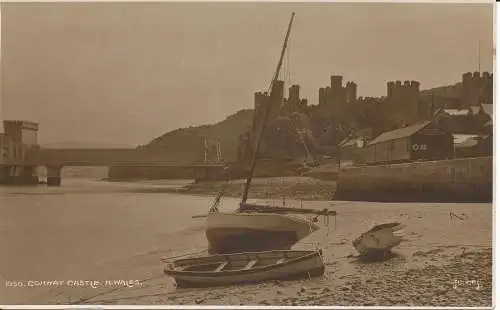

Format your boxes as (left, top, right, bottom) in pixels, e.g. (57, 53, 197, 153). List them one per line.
(24, 148, 224, 167)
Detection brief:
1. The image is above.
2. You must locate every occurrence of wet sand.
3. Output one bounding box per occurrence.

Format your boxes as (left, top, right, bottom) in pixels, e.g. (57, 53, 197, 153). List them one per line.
(21, 196, 492, 307)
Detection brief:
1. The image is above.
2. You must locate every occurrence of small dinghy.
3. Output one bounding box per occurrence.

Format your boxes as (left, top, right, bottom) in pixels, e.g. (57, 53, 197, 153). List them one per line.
(353, 222, 405, 257)
(164, 250, 325, 288)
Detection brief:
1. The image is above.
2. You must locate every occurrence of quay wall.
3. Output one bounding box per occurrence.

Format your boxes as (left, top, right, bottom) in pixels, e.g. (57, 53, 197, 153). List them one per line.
(335, 156, 492, 202)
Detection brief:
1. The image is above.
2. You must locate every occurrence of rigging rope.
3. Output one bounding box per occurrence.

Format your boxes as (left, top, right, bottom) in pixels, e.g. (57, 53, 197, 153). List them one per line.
(209, 180, 231, 213)
(286, 31, 313, 165)
(275, 26, 316, 167)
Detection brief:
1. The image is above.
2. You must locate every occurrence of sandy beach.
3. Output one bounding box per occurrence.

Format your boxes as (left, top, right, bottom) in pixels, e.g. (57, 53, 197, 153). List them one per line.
(8, 179, 490, 307)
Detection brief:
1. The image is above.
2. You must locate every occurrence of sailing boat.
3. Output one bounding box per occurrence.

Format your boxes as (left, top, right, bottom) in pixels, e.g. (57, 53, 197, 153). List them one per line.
(205, 13, 333, 255)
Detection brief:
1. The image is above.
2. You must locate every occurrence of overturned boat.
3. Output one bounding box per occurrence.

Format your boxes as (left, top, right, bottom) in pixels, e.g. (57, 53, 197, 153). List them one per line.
(353, 222, 405, 257)
(164, 249, 325, 288)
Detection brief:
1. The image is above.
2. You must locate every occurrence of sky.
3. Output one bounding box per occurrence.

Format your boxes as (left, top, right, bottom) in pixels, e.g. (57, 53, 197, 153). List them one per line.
(0, 2, 494, 146)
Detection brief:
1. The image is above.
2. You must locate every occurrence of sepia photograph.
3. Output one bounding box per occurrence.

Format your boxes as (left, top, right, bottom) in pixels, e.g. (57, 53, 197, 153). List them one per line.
(0, 0, 495, 307)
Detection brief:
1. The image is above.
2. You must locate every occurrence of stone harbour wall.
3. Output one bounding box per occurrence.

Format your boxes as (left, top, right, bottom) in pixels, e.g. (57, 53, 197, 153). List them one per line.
(335, 156, 492, 202)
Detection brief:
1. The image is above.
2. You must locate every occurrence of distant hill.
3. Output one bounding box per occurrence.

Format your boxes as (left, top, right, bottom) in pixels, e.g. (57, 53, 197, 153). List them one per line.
(42, 141, 133, 149)
(420, 82, 462, 98)
(146, 109, 254, 161)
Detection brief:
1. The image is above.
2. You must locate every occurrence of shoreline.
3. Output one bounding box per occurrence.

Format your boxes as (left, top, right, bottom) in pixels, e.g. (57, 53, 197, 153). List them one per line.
(113, 176, 337, 202)
(108, 176, 493, 203)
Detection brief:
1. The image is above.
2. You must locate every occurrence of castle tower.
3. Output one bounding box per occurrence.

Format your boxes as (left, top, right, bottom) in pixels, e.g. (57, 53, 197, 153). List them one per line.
(319, 87, 327, 106)
(330, 75, 346, 106)
(272, 80, 285, 102)
(387, 81, 395, 99)
(272, 80, 285, 117)
(330, 75, 343, 91)
(289, 84, 300, 103)
(286, 84, 301, 114)
(482, 72, 494, 105)
(461, 71, 493, 108)
(461, 72, 473, 109)
(345, 82, 357, 103)
(252, 91, 269, 138)
(386, 79, 420, 126)
(409, 80, 421, 122)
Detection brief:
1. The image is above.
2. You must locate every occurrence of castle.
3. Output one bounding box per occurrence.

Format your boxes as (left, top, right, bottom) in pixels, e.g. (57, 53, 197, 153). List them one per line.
(238, 70, 494, 161)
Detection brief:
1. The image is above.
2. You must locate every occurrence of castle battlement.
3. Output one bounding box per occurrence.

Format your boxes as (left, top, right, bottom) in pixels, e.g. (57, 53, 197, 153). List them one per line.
(461, 71, 493, 107)
(463, 71, 493, 82)
(387, 79, 420, 97)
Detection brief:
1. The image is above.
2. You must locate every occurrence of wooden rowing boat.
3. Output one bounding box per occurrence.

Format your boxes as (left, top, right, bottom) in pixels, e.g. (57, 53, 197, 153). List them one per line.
(164, 250, 325, 288)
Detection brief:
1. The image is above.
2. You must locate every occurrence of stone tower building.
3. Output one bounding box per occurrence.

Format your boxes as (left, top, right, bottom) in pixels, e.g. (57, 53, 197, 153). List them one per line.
(461, 71, 493, 108)
(317, 75, 357, 116)
(252, 80, 285, 138)
(386, 80, 421, 126)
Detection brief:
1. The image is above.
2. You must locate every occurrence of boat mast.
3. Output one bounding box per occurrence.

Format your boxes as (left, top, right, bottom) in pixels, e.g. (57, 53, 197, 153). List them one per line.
(241, 12, 295, 204)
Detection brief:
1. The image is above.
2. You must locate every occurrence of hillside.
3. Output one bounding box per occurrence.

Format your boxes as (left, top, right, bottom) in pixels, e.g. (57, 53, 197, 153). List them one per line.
(145, 109, 254, 161)
(42, 141, 133, 148)
(420, 82, 462, 98)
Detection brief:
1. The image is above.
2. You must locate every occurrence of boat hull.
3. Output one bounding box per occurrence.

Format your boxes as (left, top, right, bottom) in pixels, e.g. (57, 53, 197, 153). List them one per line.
(206, 228, 297, 254)
(165, 250, 325, 288)
(353, 223, 405, 256)
(206, 212, 319, 254)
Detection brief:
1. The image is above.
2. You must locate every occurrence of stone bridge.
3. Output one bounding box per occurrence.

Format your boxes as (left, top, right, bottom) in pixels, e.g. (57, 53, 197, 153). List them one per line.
(3, 148, 226, 186)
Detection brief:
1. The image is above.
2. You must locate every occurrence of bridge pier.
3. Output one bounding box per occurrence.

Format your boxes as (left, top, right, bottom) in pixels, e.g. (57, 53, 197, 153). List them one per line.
(0, 165, 39, 185)
(19, 166, 38, 184)
(46, 166, 62, 186)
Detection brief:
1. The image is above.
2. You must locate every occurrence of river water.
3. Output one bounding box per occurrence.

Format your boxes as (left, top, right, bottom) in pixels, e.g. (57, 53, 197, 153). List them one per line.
(0, 178, 238, 303)
(0, 178, 492, 305)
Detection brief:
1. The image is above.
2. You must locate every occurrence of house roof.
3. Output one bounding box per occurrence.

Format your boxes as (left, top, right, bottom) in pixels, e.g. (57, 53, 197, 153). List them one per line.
(337, 137, 349, 147)
(481, 103, 493, 119)
(442, 109, 469, 116)
(453, 134, 479, 145)
(455, 136, 479, 148)
(339, 137, 363, 148)
(367, 121, 431, 146)
(470, 106, 481, 116)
